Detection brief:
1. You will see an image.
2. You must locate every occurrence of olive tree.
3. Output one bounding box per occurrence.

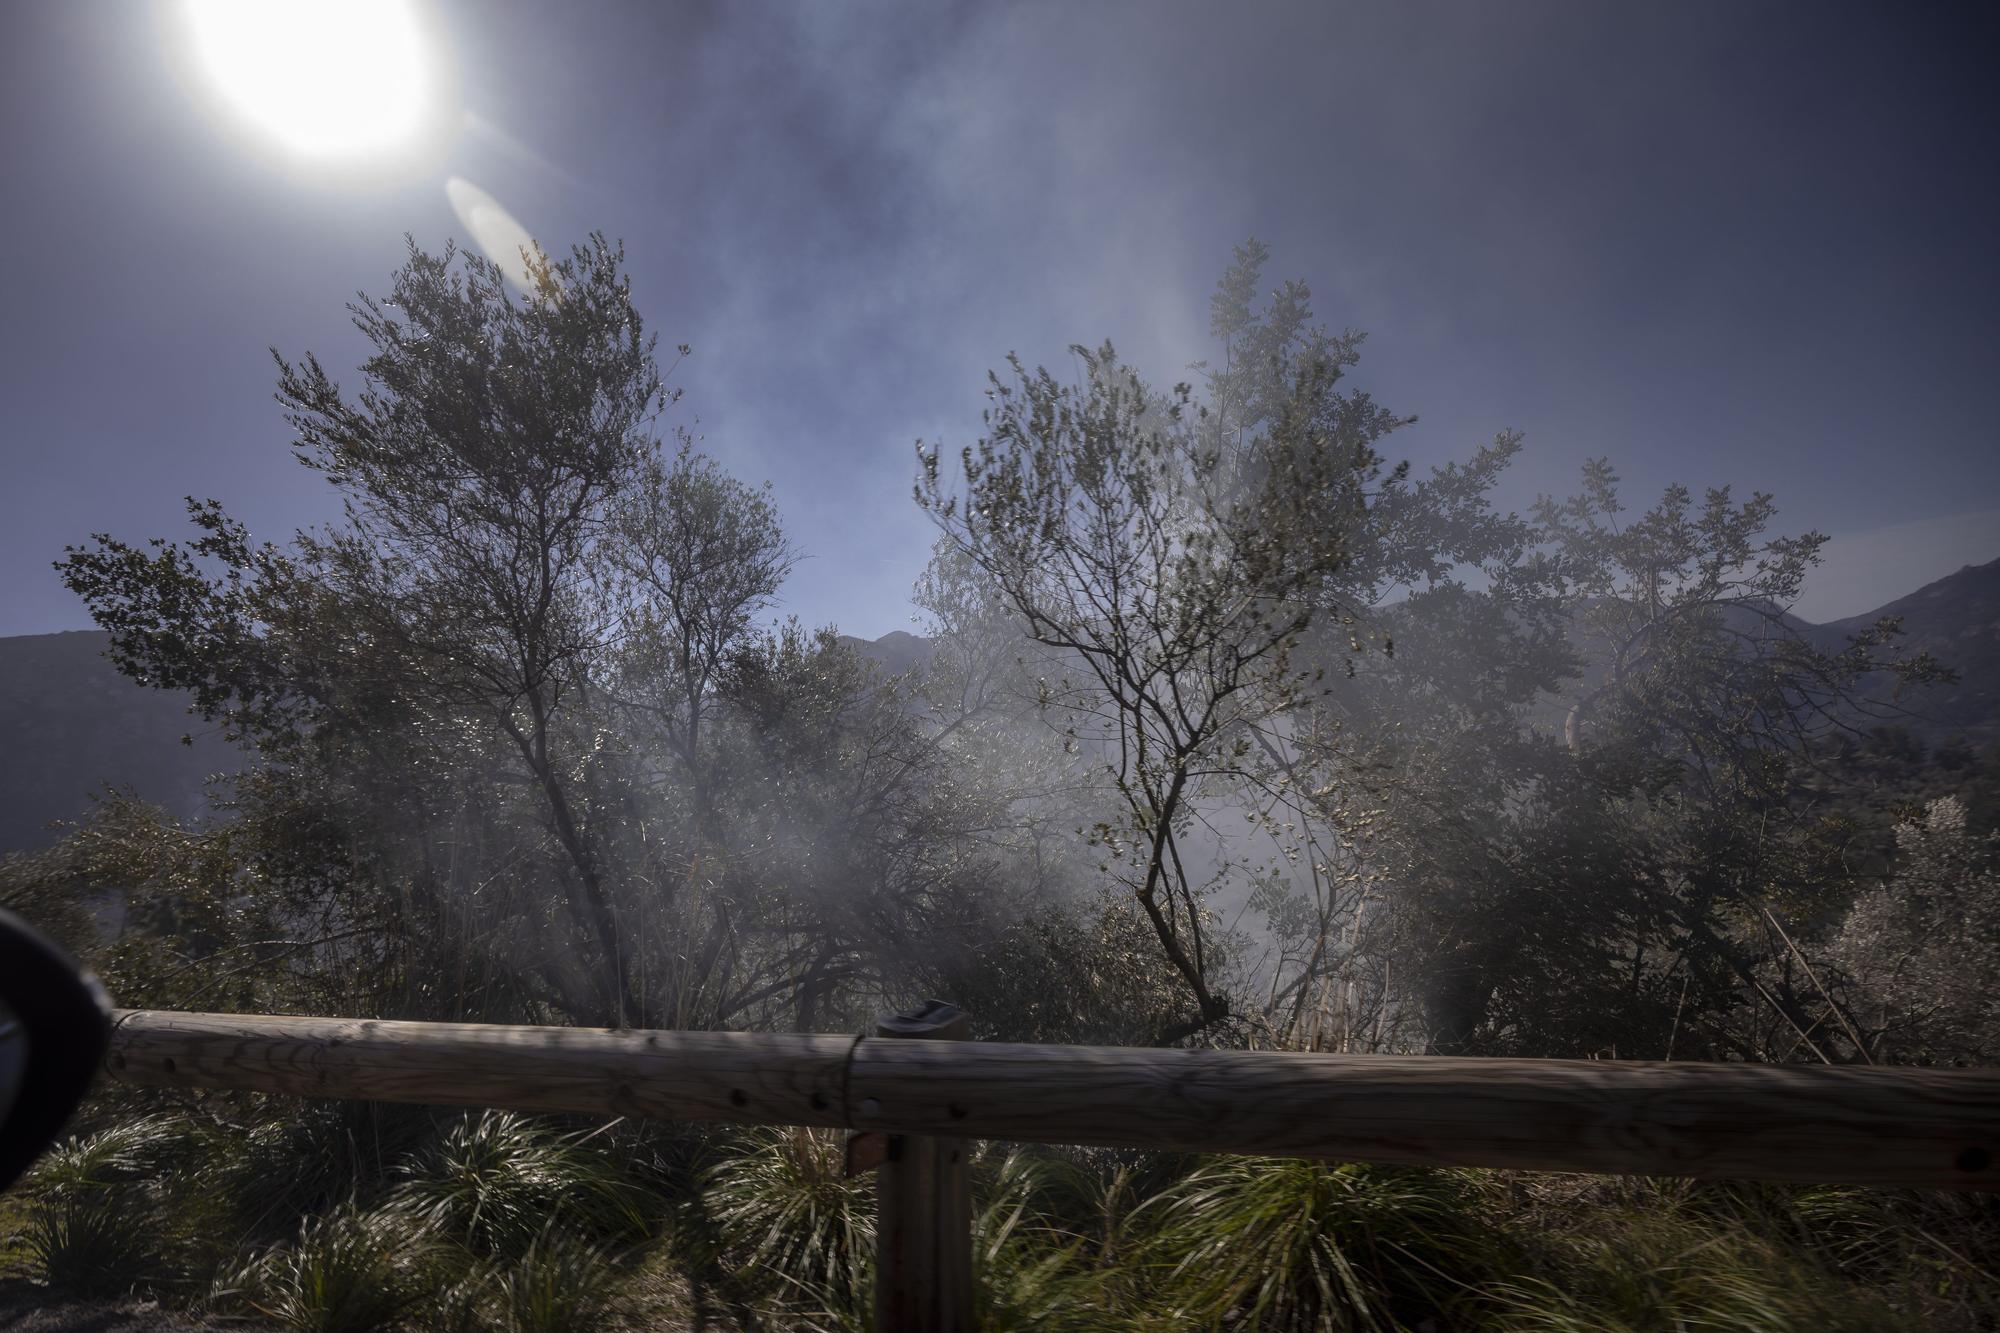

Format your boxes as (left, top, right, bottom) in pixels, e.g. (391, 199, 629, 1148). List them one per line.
(272, 235, 668, 1025)
(915, 260, 1412, 1030)
(56, 236, 781, 1030)
(1352, 465, 1956, 1058)
(1536, 461, 1947, 790)
(606, 444, 795, 816)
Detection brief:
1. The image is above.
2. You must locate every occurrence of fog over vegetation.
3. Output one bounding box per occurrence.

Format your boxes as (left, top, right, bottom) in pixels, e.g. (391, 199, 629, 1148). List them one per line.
(4, 235, 1996, 1330)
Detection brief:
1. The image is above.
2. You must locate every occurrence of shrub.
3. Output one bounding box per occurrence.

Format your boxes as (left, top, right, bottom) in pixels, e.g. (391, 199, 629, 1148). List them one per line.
(212, 1203, 437, 1333)
(1143, 1159, 1488, 1332)
(1482, 1212, 1907, 1332)
(19, 1114, 187, 1292)
(703, 1127, 874, 1316)
(389, 1110, 647, 1260)
(482, 1226, 628, 1333)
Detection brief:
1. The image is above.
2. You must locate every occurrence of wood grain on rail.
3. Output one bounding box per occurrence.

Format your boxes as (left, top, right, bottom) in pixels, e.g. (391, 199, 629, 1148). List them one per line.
(106, 1010, 2000, 1190)
(107, 1009, 855, 1130)
(846, 1041, 2000, 1190)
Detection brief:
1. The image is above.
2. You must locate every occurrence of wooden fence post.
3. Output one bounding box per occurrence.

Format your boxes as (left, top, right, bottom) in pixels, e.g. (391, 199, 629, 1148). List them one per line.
(871, 1000, 973, 1333)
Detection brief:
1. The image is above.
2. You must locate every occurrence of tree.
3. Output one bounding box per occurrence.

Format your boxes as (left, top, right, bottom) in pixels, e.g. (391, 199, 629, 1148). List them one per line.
(1234, 427, 1578, 1050)
(915, 241, 1422, 1033)
(606, 444, 795, 816)
(1534, 461, 1948, 794)
(57, 232, 1050, 1038)
(61, 235, 703, 1028)
(280, 235, 670, 1026)
(1353, 466, 1956, 1058)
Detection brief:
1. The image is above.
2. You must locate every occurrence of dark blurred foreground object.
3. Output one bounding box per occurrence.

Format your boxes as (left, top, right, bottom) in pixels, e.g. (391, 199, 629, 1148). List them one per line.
(0, 908, 113, 1191)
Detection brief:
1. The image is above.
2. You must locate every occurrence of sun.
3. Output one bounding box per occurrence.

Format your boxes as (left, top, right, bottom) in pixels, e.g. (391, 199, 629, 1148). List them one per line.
(186, 0, 427, 157)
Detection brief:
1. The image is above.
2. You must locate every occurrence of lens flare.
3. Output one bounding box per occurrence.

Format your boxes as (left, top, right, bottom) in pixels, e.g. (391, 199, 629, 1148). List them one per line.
(445, 177, 540, 289)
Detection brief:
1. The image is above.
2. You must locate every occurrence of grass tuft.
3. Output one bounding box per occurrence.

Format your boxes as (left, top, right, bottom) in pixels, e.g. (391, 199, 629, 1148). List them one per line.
(18, 1114, 190, 1293)
(210, 1202, 436, 1333)
(388, 1110, 648, 1260)
(480, 1225, 629, 1333)
(702, 1126, 875, 1317)
(1143, 1158, 1488, 1332)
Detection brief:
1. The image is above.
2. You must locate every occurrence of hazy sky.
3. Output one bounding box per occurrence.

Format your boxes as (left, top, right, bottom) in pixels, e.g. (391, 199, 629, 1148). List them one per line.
(3, 1, 1996, 639)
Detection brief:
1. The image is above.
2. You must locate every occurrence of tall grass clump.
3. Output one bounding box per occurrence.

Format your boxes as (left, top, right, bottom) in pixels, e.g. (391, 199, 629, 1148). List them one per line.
(1482, 1213, 1906, 1332)
(1144, 1158, 1490, 1331)
(703, 1126, 875, 1318)
(969, 1148, 1134, 1333)
(212, 1202, 436, 1333)
(199, 1099, 435, 1243)
(479, 1225, 629, 1333)
(201, 1111, 653, 1332)
(389, 1110, 648, 1259)
(1467, 1173, 1996, 1332)
(19, 1114, 190, 1293)
(1668, 1178, 1999, 1322)
(703, 1141, 1133, 1333)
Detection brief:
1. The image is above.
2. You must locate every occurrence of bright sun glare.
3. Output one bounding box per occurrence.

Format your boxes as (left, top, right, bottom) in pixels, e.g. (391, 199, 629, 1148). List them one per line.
(187, 0, 426, 157)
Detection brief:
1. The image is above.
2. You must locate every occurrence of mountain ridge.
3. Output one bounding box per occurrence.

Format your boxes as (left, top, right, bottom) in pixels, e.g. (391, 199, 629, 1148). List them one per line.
(1814, 555, 2000, 746)
(4, 558, 1994, 857)
(0, 628, 240, 856)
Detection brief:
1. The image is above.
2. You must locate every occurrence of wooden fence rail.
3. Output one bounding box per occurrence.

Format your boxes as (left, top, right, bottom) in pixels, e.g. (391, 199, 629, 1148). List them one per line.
(101, 1005, 2000, 1332)
(106, 1008, 1998, 1191)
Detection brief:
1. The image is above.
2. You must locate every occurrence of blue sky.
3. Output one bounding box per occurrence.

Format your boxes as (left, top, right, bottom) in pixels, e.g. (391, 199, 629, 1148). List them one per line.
(3, 1, 1995, 639)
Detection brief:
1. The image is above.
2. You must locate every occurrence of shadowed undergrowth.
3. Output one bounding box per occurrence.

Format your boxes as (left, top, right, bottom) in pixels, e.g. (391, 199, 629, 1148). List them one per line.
(6, 1106, 1995, 1331)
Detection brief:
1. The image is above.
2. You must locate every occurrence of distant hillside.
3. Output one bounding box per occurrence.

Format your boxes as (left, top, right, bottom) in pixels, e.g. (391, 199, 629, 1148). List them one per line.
(837, 629, 932, 677)
(3, 561, 1991, 856)
(1816, 556, 2000, 746)
(0, 627, 932, 859)
(1536, 559, 2000, 749)
(0, 631, 239, 855)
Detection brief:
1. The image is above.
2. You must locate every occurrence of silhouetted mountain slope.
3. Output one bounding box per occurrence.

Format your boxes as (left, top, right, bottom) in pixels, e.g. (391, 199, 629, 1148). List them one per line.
(1817, 556, 2000, 745)
(838, 629, 932, 677)
(3, 560, 1992, 856)
(0, 630, 238, 855)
